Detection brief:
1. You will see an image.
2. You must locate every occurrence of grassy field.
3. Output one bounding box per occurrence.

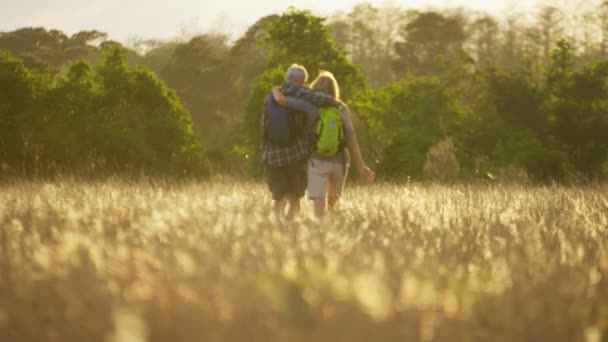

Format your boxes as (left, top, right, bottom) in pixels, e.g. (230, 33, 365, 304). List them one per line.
(1, 180, 607, 342)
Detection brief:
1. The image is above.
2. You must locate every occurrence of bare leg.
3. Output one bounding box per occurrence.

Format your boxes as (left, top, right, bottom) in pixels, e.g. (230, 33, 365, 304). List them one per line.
(312, 197, 326, 219)
(286, 197, 301, 221)
(273, 200, 286, 220)
(327, 177, 340, 210)
(328, 195, 340, 210)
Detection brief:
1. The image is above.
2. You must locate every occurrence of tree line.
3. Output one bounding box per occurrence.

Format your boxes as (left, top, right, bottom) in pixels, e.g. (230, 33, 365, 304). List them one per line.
(0, 44, 205, 177)
(2, 2, 608, 181)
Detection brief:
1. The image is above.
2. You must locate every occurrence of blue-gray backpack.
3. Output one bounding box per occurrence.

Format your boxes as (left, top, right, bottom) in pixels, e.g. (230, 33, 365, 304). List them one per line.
(264, 93, 298, 146)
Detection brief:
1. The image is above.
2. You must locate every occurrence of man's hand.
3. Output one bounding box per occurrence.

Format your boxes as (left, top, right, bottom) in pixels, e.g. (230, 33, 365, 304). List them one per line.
(359, 165, 376, 183)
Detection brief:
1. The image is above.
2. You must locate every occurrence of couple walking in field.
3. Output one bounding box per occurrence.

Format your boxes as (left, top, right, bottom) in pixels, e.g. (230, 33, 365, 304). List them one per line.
(262, 64, 375, 220)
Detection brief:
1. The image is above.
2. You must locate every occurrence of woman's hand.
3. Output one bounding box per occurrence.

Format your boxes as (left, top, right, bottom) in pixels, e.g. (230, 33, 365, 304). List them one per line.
(359, 165, 376, 183)
(272, 86, 288, 106)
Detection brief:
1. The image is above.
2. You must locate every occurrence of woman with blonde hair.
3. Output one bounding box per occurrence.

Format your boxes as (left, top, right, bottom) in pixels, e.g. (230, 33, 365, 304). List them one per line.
(272, 71, 375, 218)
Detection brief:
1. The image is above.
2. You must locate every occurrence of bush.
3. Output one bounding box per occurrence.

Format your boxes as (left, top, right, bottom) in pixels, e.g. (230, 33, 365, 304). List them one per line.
(380, 128, 435, 179)
(367, 75, 469, 179)
(0, 47, 208, 178)
(423, 137, 460, 181)
(0, 51, 38, 169)
(493, 128, 567, 181)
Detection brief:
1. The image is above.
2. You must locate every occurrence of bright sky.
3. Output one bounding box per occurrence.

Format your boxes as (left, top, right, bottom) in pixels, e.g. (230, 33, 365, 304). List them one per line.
(0, 0, 545, 41)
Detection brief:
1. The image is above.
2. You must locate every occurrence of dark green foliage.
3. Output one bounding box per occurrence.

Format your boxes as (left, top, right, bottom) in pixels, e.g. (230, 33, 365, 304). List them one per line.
(135, 18, 275, 174)
(543, 40, 608, 177)
(485, 69, 546, 134)
(491, 129, 568, 181)
(161, 35, 230, 129)
(43, 61, 98, 165)
(0, 51, 37, 168)
(263, 8, 367, 101)
(0, 46, 206, 177)
(393, 11, 467, 77)
(364, 75, 468, 178)
(242, 9, 368, 176)
(4, 3, 608, 181)
(0, 28, 107, 71)
(226, 15, 277, 100)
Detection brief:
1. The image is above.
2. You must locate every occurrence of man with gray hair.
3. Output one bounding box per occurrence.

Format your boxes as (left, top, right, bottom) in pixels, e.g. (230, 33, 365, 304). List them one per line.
(261, 64, 337, 220)
(284, 64, 308, 86)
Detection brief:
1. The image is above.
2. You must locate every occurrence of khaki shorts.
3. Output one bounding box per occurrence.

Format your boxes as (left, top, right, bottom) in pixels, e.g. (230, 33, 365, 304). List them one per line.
(307, 158, 349, 199)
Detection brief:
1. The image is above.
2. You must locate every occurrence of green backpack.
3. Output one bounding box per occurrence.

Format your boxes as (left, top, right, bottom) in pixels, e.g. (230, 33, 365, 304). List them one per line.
(313, 107, 345, 157)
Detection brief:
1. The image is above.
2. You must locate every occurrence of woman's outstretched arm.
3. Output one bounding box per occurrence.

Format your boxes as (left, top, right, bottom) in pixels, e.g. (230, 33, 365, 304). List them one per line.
(348, 138, 375, 182)
(341, 105, 375, 182)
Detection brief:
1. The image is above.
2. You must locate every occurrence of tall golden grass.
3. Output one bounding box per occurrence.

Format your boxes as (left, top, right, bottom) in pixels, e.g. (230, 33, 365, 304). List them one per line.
(1, 180, 607, 342)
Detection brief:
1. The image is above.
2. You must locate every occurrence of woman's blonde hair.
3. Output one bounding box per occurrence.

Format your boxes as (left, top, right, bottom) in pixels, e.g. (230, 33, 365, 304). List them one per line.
(310, 71, 340, 100)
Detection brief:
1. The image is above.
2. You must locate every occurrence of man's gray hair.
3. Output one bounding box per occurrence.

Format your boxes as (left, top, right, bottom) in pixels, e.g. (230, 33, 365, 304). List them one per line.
(285, 64, 308, 84)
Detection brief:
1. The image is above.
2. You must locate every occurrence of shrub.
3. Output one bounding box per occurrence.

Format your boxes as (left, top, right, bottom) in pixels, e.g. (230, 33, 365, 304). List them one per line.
(493, 128, 567, 182)
(423, 137, 459, 181)
(0, 47, 208, 178)
(367, 76, 469, 179)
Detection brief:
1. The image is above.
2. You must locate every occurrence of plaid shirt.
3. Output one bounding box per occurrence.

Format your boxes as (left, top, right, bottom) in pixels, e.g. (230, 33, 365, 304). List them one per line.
(262, 84, 335, 167)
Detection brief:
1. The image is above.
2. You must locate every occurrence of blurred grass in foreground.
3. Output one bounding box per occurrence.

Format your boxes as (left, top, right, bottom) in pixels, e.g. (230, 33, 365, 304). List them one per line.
(1, 180, 607, 342)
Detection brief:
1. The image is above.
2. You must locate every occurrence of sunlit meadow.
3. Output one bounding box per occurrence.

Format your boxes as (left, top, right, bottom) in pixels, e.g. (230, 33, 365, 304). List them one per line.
(1, 180, 607, 341)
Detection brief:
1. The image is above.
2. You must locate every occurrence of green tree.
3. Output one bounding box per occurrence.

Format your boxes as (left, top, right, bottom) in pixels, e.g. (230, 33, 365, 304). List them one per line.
(596, 0, 608, 57)
(263, 9, 366, 100)
(484, 67, 547, 135)
(469, 15, 500, 66)
(42, 61, 99, 168)
(130, 66, 206, 174)
(492, 128, 568, 181)
(394, 11, 467, 77)
(0, 51, 37, 169)
(138, 39, 180, 75)
(367, 75, 469, 178)
(161, 34, 230, 134)
(537, 5, 565, 58)
(329, 3, 405, 87)
(93, 45, 207, 175)
(496, 15, 527, 70)
(0, 45, 207, 177)
(242, 9, 368, 176)
(0, 28, 107, 71)
(546, 40, 608, 176)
